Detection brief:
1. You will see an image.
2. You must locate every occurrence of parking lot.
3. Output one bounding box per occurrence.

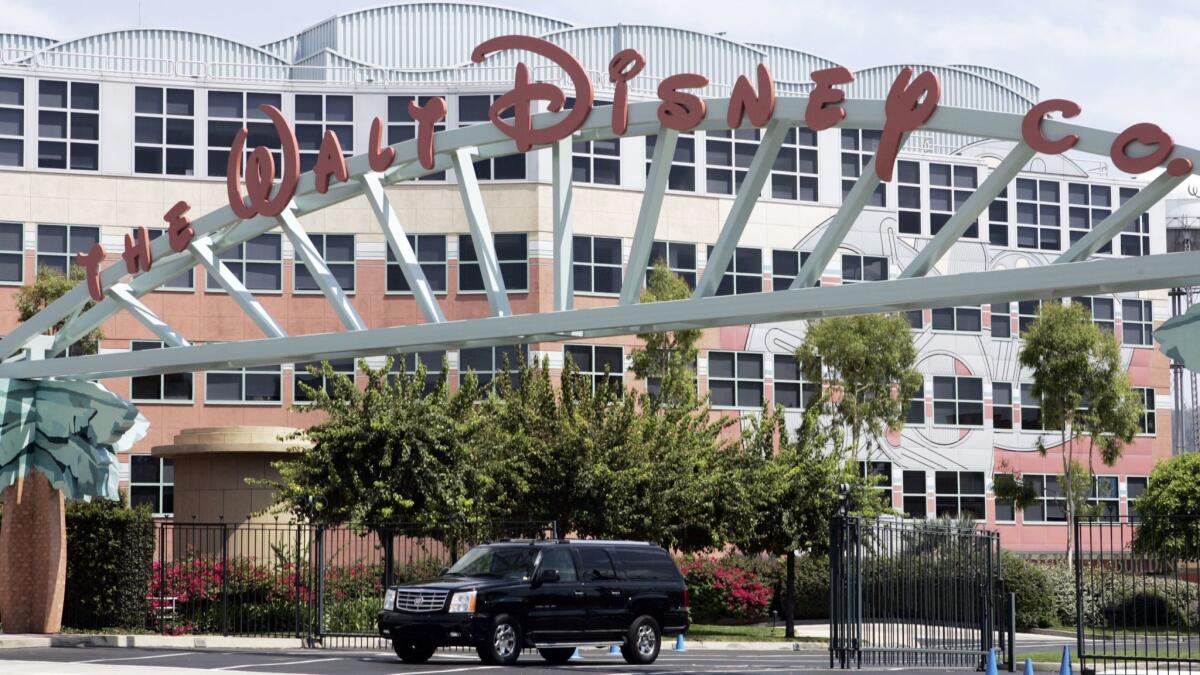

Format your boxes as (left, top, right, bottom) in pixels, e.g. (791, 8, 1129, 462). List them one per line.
(0, 646, 993, 674)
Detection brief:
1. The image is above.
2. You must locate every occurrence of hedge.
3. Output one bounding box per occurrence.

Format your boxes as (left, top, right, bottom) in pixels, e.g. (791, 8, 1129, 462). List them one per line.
(64, 498, 156, 630)
(676, 554, 829, 624)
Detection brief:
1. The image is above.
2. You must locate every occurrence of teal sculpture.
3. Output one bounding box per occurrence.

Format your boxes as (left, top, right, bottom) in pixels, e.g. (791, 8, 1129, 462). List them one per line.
(1155, 302, 1200, 373)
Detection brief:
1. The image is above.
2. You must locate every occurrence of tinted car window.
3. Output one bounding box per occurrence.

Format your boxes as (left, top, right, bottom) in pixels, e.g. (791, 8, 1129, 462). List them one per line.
(448, 545, 537, 580)
(578, 547, 618, 581)
(614, 547, 678, 581)
(538, 547, 578, 582)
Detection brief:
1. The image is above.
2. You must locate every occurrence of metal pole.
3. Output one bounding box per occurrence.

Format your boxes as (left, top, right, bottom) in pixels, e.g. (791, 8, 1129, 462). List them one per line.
(315, 525, 326, 645)
(220, 522, 229, 636)
(157, 522, 166, 635)
(1074, 518, 1085, 670)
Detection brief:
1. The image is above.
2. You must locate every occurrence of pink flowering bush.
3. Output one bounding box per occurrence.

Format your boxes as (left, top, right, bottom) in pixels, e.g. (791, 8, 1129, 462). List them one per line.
(678, 556, 774, 624)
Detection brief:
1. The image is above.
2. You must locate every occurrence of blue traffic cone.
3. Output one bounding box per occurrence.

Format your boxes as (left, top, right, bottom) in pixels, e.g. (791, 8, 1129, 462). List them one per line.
(985, 648, 998, 675)
(1024, 656, 1034, 675)
(608, 644, 622, 655)
(569, 647, 584, 661)
(673, 634, 687, 652)
(1059, 645, 1072, 675)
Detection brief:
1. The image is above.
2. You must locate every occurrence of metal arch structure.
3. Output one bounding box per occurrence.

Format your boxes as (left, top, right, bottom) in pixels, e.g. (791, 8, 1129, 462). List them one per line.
(1, 95, 1200, 382)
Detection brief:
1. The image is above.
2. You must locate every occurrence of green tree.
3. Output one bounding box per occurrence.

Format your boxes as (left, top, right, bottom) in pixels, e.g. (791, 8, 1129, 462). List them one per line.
(1132, 452, 1200, 560)
(15, 266, 103, 355)
(795, 314, 922, 455)
(1017, 301, 1142, 563)
(630, 262, 701, 408)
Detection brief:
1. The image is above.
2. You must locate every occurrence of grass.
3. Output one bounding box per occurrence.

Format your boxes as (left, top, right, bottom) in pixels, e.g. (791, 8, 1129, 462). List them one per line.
(686, 623, 824, 642)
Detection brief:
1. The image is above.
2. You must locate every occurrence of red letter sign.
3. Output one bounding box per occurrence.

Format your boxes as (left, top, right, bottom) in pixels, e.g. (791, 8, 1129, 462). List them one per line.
(609, 48, 645, 136)
(727, 64, 776, 129)
(368, 117, 396, 173)
(1110, 122, 1191, 175)
(312, 130, 348, 194)
(1021, 99, 1081, 155)
(409, 97, 448, 170)
(657, 73, 709, 131)
(164, 201, 193, 252)
(876, 67, 940, 182)
(806, 67, 854, 131)
(227, 104, 300, 219)
(76, 244, 105, 302)
(122, 226, 153, 274)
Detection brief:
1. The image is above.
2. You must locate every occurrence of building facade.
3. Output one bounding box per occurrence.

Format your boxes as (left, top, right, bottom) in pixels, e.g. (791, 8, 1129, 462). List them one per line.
(0, 2, 1172, 552)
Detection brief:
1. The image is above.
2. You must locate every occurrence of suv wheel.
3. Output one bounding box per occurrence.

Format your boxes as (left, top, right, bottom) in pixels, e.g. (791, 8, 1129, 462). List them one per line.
(392, 637, 436, 664)
(538, 647, 575, 664)
(621, 615, 661, 665)
(477, 613, 522, 665)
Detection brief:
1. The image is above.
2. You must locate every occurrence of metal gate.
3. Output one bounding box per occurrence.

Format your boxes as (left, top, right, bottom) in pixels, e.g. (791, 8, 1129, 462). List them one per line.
(830, 517, 1012, 670)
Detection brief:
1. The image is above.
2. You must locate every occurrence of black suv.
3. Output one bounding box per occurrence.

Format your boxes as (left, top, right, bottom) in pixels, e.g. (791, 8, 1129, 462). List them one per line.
(377, 539, 690, 665)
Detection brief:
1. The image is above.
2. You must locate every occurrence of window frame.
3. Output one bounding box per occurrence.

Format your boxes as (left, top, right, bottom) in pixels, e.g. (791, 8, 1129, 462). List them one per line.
(204, 233, 283, 293)
(1121, 298, 1153, 346)
(36, 78, 100, 171)
(564, 344, 624, 393)
(292, 233, 356, 294)
(707, 350, 765, 410)
(386, 234, 448, 295)
(36, 223, 98, 275)
(773, 353, 817, 410)
(294, 93, 354, 173)
(458, 344, 528, 391)
(204, 362, 283, 405)
(931, 306, 983, 333)
(133, 85, 195, 176)
(1135, 387, 1156, 436)
(1014, 177, 1062, 251)
(1067, 182, 1113, 253)
(992, 382, 1014, 431)
(129, 340, 194, 404)
(1118, 187, 1151, 257)
(928, 162, 979, 238)
(293, 358, 356, 404)
(646, 240, 697, 290)
(931, 375, 984, 428)
(706, 245, 763, 296)
(128, 455, 174, 517)
(0, 76, 25, 168)
(458, 94, 526, 180)
(572, 234, 623, 296)
(0, 221, 23, 285)
(457, 233, 528, 294)
(840, 128, 886, 207)
(933, 470, 986, 520)
(645, 132, 697, 193)
(901, 470, 927, 519)
(205, 90, 282, 178)
(389, 350, 447, 395)
(770, 126, 819, 202)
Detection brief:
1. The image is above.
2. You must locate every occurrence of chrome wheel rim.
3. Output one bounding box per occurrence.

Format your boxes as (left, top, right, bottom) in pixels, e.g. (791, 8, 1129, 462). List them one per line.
(636, 624, 656, 655)
(494, 623, 517, 658)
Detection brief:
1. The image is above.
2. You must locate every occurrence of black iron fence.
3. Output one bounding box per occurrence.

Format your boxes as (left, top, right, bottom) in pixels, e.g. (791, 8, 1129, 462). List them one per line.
(830, 516, 1012, 670)
(143, 520, 556, 645)
(1075, 516, 1200, 674)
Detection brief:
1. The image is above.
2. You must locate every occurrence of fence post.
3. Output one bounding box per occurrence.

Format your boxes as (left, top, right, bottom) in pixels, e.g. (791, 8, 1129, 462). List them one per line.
(220, 522, 229, 636)
(157, 522, 166, 635)
(1007, 591, 1016, 672)
(294, 524, 303, 639)
(382, 527, 394, 590)
(1074, 518, 1085, 669)
(314, 525, 325, 645)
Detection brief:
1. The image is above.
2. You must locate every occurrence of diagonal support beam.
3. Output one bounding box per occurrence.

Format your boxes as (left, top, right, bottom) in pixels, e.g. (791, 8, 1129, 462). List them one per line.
(276, 207, 366, 331)
(190, 239, 287, 339)
(1056, 171, 1187, 263)
(620, 127, 678, 305)
(552, 137, 574, 312)
(451, 147, 512, 317)
(360, 172, 446, 324)
(901, 142, 1036, 279)
(790, 141, 900, 289)
(106, 283, 191, 348)
(695, 120, 789, 298)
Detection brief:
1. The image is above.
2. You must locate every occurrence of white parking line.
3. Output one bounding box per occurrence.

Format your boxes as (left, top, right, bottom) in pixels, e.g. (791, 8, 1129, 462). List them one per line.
(76, 652, 190, 664)
(392, 666, 500, 675)
(212, 657, 343, 670)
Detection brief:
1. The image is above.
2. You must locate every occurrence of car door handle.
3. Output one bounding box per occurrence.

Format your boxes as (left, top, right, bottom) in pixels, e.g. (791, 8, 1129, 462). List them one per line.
(609, 591, 622, 596)
(573, 590, 585, 596)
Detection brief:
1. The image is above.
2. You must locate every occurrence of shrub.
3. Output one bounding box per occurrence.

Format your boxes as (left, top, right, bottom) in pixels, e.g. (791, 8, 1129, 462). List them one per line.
(678, 556, 773, 624)
(64, 498, 155, 630)
(1001, 552, 1054, 630)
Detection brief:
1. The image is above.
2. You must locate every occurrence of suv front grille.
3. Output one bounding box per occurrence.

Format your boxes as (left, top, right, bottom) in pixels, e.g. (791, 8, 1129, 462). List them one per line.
(393, 589, 449, 613)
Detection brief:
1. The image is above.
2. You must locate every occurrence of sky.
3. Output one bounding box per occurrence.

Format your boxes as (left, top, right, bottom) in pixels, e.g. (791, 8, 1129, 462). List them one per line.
(6, 0, 1200, 184)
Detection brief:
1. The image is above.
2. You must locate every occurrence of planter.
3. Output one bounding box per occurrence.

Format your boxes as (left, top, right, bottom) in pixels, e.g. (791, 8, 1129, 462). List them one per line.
(0, 472, 67, 633)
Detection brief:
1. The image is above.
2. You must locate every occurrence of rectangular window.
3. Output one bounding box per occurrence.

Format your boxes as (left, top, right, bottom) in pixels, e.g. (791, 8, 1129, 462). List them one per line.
(1067, 183, 1113, 253)
(295, 94, 353, 173)
(1127, 476, 1149, 521)
(1071, 296, 1115, 334)
(567, 99, 618, 185)
(840, 129, 886, 206)
(994, 473, 1016, 522)
(1020, 383, 1043, 431)
(771, 250, 811, 290)
(37, 79, 99, 171)
(929, 163, 979, 237)
(988, 187, 1009, 246)
(0, 221, 22, 283)
(896, 159, 921, 234)
(133, 86, 194, 175)
(459, 94, 524, 179)
(647, 240, 696, 289)
(386, 234, 447, 293)
(841, 254, 888, 283)
(388, 95, 446, 180)
(458, 233, 527, 292)
(0, 76, 24, 167)
(932, 375, 984, 426)
(646, 133, 696, 192)
(565, 344, 624, 393)
(293, 358, 355, 402)
(129, 455, 174, 516)
(573, 235, 622, 295)
(773, 353, 817, 410)
(36, 223, 98, 274)
(1122, 298, 1153, 346)
(1017, 299, 1041, 336)
(708, 351, 764, 408)
(990, 302, 1012, 338)
(1118, 187, 1151, 256)
(1015, 178, 1061, 250)
(859, 461, 893, 508)
(1136, 387, 1156, 435)
(706, 129, 759, 195)
(206, 233, 282, 292)
(206, 90, 281, 178)
(146, 229, 193, 289)
(458, 345, 527, 390)
(992, 382, 1014, 430)
(389, 350, 446, 395)
(902, 470, 927, 518)
(706, 245, 762, 295)
(931, 306, 982, 332)
(907, 378, 926, 424)
(934, 471, 985, 520)
(771, 126, 818, 201)
(129, 340, 193, 402)
(1024, 474, 1064, 522)
(1090, 475, 1120, 520)
(205, 363, 282, 403)
(294, 233, 355, 292)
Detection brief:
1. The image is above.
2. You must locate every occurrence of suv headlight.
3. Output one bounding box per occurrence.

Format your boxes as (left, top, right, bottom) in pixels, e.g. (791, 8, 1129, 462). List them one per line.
(448, 590, 476, 613)
(383, 588, 396, 611)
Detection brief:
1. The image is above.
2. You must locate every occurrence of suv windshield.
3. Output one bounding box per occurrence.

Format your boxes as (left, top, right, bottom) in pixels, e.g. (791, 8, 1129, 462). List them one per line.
(447, 545, 539, 579)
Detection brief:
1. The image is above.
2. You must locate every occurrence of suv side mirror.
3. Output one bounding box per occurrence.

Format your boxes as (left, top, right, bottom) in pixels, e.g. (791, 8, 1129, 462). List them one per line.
(538, 568, 560, 584)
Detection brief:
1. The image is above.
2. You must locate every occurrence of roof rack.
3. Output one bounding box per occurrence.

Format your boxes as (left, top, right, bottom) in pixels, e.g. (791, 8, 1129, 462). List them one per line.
(491, 538, 653, 546)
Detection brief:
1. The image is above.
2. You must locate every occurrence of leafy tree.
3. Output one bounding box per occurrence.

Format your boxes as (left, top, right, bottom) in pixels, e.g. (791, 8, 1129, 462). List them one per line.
(1132, 452, 1200, 560)
(1016, 301, 1142, 563)
(15, 266, 103, 355)
(630, 262, 701, 407)
(795, 314, 921, 455)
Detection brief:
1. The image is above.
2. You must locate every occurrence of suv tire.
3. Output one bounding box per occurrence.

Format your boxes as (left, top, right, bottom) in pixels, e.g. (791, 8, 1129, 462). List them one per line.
(538, 647, 575, 664)
(621, 615, 661, 665)
(477, 613, 523, 665)
(392, 637, 436, 664)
